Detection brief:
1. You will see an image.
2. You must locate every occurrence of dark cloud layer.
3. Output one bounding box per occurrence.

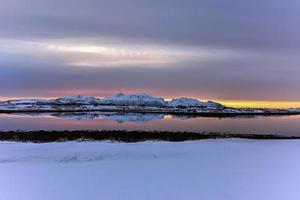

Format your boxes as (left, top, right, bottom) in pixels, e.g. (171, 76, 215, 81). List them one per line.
(1, 0, 299, 48)
(0, 0, 299, 101)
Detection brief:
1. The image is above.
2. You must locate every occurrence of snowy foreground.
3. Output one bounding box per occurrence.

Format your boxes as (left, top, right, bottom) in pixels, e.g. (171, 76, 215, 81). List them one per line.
(0, 93, 299, 115)
(1, 140, 300, 200)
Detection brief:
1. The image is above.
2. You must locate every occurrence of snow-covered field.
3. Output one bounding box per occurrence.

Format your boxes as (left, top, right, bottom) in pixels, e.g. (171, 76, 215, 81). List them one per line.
(0, 140, 300, 200)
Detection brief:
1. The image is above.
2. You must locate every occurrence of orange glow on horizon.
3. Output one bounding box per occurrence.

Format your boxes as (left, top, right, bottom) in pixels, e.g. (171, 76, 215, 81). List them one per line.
(216, 100, 300, 109)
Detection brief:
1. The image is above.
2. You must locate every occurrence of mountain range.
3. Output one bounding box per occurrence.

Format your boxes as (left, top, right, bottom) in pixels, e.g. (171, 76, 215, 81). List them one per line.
(0, 93, 299, 115)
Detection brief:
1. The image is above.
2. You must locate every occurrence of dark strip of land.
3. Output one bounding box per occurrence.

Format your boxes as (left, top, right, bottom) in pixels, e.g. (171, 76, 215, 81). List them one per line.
(0, 130, 299, 143)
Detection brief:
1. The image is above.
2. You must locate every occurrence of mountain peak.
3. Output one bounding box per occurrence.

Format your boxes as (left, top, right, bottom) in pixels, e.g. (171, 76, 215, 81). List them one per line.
(169, 97, 224, 108)
(99, 93, 168, 107)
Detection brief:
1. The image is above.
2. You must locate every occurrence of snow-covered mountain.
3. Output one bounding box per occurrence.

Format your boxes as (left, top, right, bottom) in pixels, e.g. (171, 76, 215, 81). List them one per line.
(98, 93, 168, 107)
(169, 97, 205, 107)
(168, 97, 224, 109)
(54, 95, 97, 105)
(203, 101, 224, 109)
(1, 92, 299, 115)
(0, 93, 224, 109)
(4, 99, 53, 105)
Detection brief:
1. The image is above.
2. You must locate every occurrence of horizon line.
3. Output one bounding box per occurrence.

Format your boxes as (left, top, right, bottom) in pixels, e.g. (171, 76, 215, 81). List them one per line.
(1, 94, 300, 109)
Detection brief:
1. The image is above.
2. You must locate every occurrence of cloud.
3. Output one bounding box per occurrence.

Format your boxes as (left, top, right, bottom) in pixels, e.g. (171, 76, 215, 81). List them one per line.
(0, 38, 245, 67)
(0, 0, 299, 49)
(0, 0, 299, 101)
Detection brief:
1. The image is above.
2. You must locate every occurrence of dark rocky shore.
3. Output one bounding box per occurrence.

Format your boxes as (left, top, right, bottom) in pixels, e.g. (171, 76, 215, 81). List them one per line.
(0, 130, 299, 143)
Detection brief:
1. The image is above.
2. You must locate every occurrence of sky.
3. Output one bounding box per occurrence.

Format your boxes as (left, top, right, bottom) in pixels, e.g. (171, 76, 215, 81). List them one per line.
(0, 0, 300, 107)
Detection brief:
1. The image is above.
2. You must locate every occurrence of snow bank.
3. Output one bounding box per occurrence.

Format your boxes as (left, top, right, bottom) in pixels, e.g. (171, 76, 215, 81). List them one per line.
(0, 140, 300, 200)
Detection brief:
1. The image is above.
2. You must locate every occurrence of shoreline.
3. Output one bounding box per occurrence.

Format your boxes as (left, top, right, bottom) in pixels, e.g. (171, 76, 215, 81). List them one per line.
(0, 130, 299, 143)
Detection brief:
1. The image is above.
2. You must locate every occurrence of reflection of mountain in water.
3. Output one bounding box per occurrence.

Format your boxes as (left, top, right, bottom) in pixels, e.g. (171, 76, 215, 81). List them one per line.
(171, 115, 198, 120)
(51, 112, 165, 123)
(3, 112, 272, 123)
(100, 113, 165, 123)
(52, 112, 100, 121)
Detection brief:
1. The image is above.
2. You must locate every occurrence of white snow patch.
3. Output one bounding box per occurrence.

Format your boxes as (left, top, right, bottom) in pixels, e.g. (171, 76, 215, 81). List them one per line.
(0, 140, 300, 200)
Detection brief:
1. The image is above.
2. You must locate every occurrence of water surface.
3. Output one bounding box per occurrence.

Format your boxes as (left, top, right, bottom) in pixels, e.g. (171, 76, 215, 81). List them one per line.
(0, 112, 299, 136)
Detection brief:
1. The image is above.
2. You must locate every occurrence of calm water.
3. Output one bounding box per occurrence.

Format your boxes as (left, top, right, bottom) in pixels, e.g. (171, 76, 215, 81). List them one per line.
(0, 112, 300, 136)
